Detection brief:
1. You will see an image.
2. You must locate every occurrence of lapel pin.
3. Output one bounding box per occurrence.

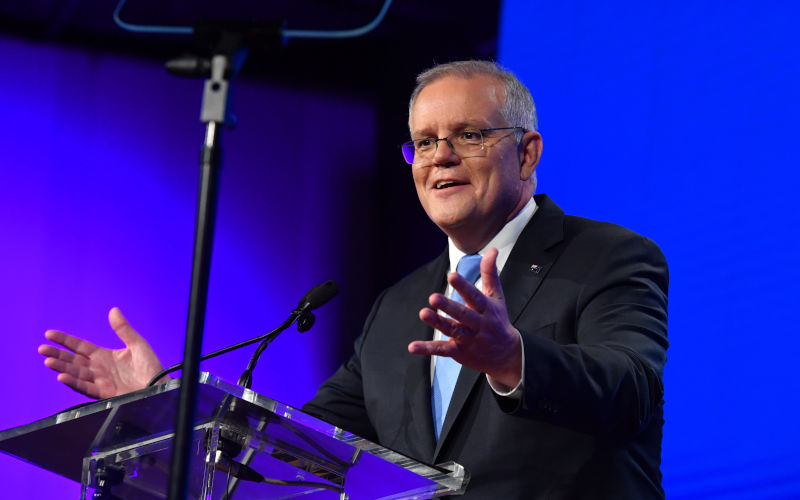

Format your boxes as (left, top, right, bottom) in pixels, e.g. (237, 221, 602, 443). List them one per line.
(529, 264, 542, 274)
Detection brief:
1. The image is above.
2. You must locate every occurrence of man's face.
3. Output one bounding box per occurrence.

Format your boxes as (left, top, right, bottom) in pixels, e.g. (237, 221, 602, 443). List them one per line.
(409, 75, 537, 251)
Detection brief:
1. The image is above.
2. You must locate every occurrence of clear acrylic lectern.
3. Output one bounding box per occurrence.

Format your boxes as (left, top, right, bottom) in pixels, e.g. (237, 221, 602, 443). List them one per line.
(0, 373, 468, 499)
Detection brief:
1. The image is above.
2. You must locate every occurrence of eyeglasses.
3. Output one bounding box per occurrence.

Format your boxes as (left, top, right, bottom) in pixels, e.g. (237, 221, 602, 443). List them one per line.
(401, 127, 524, 165)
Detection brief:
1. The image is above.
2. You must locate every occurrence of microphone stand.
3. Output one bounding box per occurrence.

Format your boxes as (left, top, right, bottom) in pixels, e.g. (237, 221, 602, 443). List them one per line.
(167, 30, 248, 500)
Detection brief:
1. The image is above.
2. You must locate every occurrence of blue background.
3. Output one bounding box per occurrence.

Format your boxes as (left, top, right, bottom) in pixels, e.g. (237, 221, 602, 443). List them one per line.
(498, 1, 800, 497)
(1, 1, 799, 498)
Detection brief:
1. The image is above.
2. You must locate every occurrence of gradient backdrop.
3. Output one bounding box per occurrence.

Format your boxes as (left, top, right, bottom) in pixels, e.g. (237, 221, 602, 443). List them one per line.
(1, 1, 799, 498)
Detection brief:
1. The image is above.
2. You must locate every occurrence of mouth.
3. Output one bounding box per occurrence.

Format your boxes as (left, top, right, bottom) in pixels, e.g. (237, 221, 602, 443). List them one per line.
(434, 180, 468, 190)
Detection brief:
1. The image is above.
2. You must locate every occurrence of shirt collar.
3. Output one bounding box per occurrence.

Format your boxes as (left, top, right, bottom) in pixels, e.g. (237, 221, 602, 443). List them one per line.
(447, 196, 539, 274)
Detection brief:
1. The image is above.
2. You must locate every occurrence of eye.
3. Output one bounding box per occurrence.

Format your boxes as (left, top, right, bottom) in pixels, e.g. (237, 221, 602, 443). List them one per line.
(415, 138, 435, 150)
(457, 130, 482, 143)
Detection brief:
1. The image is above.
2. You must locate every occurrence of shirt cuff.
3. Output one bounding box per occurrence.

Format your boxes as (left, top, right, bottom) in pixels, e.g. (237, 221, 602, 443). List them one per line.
(486, 328, 525, 400)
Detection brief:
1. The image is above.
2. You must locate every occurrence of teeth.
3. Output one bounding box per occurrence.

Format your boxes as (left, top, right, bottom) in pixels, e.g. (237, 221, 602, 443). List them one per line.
(436, 181, 457, 189)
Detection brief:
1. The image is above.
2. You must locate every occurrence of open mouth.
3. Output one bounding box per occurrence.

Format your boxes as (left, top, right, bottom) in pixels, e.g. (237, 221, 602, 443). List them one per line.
(434, 180, 467, 190)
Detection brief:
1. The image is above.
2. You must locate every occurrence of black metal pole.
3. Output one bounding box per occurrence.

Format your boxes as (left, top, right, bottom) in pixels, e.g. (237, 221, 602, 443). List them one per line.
(167, 120, 221, 500)
(168, 50, 235, 500)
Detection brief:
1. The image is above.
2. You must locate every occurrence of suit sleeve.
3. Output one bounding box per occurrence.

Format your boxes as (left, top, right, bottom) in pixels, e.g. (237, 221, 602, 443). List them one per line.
(505, 231, 669, 438)
(301, 290, 387, 442)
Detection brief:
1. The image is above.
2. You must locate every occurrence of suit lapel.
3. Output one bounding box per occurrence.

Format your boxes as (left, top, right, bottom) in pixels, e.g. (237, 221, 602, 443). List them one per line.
(405, 250, 449, 460)
(501, 194, 565, 323)
(434, 365, 482, 459)
(433, 195, 566, 459)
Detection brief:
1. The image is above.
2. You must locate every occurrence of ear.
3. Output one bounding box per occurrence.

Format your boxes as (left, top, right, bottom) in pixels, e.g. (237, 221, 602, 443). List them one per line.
(519, 131, 542, 181)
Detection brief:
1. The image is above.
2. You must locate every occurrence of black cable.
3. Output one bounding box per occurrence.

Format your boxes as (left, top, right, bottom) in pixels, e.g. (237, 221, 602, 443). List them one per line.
(145, 311, 300, 388)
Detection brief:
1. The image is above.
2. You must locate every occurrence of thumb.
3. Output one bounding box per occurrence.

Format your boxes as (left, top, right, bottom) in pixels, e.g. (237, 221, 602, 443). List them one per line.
(108, 307, 143, 347)
(480, 248, 503, 299)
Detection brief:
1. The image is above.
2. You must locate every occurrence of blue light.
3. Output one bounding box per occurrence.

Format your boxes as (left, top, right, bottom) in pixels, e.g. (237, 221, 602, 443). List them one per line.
(498, 2, 800, 497)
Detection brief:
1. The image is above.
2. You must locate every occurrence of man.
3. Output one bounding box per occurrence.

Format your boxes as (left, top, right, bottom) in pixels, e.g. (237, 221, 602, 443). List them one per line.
(40, 61, 669, 498)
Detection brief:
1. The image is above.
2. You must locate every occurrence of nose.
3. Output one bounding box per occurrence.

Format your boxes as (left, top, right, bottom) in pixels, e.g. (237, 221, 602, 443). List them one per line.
(432, 138, 459, 166)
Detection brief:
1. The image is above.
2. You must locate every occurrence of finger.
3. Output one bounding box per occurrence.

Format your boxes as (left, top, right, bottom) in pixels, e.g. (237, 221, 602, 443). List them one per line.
(408, 340, 460, 358)
(445, 274, 490, 317)
(426, 294, 482, 332)
(38, 344, 91, 366)
(108, 307, 143, 347)
(419, 307, 461, 334)
(56, 373, 102, 399)
(44, 330, 100, 357)
(44, 356, 96, 382)
(479, 248, 504, 299)
(420, 306, 477, 340)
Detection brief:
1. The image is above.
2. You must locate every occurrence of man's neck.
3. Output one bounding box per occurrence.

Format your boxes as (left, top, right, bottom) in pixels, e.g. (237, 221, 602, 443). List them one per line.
(447, 226, 504, 255)
(447, 196, 538, 271)
(447, 193, 536, 253)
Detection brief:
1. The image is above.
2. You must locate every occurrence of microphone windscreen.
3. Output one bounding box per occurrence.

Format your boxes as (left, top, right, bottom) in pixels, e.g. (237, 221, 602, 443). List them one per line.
(299, 280, 339, 310)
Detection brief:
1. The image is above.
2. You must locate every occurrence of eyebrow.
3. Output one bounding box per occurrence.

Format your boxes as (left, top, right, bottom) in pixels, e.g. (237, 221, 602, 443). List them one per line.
(411, 121, 484, 139)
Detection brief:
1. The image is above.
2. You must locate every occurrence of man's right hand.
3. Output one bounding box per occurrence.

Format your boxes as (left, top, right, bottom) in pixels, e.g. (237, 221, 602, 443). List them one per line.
(38, 307, 165, 399)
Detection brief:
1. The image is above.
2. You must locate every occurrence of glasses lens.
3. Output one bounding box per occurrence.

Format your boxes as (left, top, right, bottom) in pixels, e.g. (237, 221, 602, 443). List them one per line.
(401, 129, 493, 164)
(401, 142, 415, 164)
(453, 130, 483, 146)
(451, 130, 483, 157)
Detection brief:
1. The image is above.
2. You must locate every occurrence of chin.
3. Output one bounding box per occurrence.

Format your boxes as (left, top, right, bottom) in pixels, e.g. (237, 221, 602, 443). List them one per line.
(429, 213, 470, 233)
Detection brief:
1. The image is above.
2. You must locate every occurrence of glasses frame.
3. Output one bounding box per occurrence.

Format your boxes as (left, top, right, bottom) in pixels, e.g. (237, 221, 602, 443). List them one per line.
(401, 126, 525, 165)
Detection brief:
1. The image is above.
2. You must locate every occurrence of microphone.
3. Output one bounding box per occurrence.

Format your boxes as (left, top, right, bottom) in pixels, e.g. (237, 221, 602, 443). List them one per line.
(297, 280, 339, 312)
(295, 280, 338, 333)
(238, 280, 338, 387)
(146, 281, 339, 388)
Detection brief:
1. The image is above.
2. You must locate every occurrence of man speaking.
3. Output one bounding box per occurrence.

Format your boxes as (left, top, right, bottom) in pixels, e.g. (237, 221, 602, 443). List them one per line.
(40, 60, 669, 499)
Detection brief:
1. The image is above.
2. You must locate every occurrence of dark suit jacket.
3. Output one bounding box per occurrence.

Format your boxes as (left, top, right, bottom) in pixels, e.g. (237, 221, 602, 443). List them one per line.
(303, 195, 669, 499)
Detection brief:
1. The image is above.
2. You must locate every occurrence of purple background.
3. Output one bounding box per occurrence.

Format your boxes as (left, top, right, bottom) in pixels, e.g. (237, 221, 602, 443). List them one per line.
(0, 33, 378, 496)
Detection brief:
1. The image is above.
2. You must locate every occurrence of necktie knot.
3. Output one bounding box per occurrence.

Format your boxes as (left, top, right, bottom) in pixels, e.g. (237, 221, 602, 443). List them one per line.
(452, 254, 482, 305)
(456, 254, 482, 285)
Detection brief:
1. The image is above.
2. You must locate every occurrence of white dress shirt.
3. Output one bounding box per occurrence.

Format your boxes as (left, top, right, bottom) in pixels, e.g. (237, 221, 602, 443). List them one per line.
(432, 196, 539, 398)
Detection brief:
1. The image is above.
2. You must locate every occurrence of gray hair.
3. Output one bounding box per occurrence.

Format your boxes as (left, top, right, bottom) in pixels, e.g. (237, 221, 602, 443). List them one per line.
(408, 60, 538, 132)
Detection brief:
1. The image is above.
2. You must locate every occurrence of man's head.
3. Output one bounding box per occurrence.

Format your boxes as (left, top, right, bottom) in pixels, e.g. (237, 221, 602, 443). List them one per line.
(407, 61, 543, 253)
(408, 60, 538, 133)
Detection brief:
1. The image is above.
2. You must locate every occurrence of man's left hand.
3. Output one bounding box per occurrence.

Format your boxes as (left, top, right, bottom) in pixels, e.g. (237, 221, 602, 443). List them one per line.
(408, 248, 522, 389)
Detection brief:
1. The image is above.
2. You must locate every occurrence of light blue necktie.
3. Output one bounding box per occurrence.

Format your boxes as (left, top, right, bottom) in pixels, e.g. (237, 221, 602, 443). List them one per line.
(432, 253, 482, 441)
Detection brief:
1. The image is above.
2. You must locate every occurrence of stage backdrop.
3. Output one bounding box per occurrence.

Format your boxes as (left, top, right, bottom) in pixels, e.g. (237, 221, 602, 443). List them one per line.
(3, 2, 800, 498)
(0, 34, 378, 496)
(499, 1, 800, 498)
